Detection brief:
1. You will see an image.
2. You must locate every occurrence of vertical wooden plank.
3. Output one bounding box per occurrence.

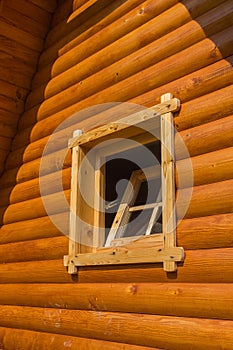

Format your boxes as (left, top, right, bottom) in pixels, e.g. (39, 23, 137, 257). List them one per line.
(161, 93, 177, 272)
(93, 155, 105, 249)
(67, 145, 81, 274)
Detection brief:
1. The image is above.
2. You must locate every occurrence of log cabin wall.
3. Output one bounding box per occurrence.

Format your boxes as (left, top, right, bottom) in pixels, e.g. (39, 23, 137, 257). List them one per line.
(0, 0, 233, 348)
(0, 0, 57, 176)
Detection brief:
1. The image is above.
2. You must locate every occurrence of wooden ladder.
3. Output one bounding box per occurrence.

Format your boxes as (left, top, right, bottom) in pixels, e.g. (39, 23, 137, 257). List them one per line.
(105, 165, 162, 247)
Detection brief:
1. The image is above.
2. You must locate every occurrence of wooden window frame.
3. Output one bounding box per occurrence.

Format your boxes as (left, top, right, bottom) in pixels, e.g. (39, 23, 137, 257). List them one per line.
(64, 94, 184, 274)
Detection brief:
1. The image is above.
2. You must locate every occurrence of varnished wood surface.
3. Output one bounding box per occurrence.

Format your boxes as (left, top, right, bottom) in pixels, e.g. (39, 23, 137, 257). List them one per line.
(0, 0, 233, 348)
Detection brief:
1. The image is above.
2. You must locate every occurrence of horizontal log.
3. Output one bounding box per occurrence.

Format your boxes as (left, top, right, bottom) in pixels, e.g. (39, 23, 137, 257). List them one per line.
(25, 83, 48, 110)
(0, 327, 155, 350)
(0, 236, 68, 263)
(13, 56, 233, 155)
(177, 178, 233, 219)
(46, 4, 193, 98)
(177, 213, 233, 249)
(0, 80, 27, 102)
(0, 209, 233, 253)
(45, 0, 233, 102)
(0, 282, 232, 321)
(53, 0, 225, 76)
(29, 0, 57, 13)
(175, 83, 233, 131)
(0, 248, 233, 284)
(0, 149, 71, 189)
(0, 305, 232, 349)
(0, 4, 48, 39)
(17, 104, 40, 131)
(176, 146, 233, 188)
(0, 36, 39, 68)
(5, 0, 51, 26)
(51, 0, 73, 28)
(0, 65, 31, 90)
(39, 0, 112, 68)
(0, 20, 44, 52)
(0, 168, 71, 205)
(31, 27, 233, 141)
(0, 123, 15, 139)
(0, 211, 69, 244)
(3, 190, 70, 225)
(176, 114, 233, 160)
(0, 136, 12, 151)
(0, 93, 24, 115)
(31, 63, 54, 89)
(47, 0, 144, 50)
(0, 109, 17, 126)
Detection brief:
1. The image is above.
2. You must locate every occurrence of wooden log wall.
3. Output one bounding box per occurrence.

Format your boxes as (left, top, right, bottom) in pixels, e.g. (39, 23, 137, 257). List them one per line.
(0, 0, 57, 177)
(0, 0, 233, 348)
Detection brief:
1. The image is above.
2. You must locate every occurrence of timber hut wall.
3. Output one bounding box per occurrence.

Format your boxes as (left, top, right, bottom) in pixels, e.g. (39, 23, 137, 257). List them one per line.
(0, 0, 233, 348)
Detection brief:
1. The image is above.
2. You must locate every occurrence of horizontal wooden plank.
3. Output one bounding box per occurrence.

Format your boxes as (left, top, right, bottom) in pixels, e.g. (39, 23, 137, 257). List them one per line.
(0, 283, 232, 321)
(0, 305, 232, 349)
(0, 327, 156, 350)
(0, 248, 233, 283)
(68, 98, 179, 147)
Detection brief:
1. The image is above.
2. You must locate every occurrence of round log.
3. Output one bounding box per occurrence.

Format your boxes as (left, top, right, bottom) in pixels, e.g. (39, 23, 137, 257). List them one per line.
(0, 327, 158, 350)
(175, 83, 233, 131)
(176, 114, 233, 160)
(177, 213, 233, 249)
(45, 1, 233, 101)
(17, 104, 40, 131)
(176, 146, 233, 188)
(0, 248, 233, 284)
(0, 305, 232, 349)
(0, 168, 71, 205)
(0, 149, 71, 189)
(47, 0, 146, 51)
(0, 211, 69, 244)
(0, 282, 232, 320)
(0, 236, 68, 263)
(31, 62, 54, 89)
(25, 83, 47, 110)
(177, 178, 233, 219)
(53, 0, 226, 76)
(40, 0, 178, 70)
(3, 189, 70, 225)
(31, 28, 233, 141)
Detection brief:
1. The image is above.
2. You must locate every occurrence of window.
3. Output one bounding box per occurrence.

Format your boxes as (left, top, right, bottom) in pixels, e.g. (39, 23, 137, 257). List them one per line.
(64, 94, 184, 273)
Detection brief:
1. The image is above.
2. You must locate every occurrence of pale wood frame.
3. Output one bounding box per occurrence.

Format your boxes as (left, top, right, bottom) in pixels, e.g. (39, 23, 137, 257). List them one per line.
(64, 95, 184, 273)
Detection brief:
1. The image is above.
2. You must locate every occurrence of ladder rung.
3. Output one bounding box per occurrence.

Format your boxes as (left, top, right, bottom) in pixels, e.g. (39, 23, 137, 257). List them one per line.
(129, 202, 162, 212)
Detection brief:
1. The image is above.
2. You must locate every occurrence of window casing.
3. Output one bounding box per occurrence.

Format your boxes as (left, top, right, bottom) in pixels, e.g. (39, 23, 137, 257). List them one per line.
(64, 94, 184, 273)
